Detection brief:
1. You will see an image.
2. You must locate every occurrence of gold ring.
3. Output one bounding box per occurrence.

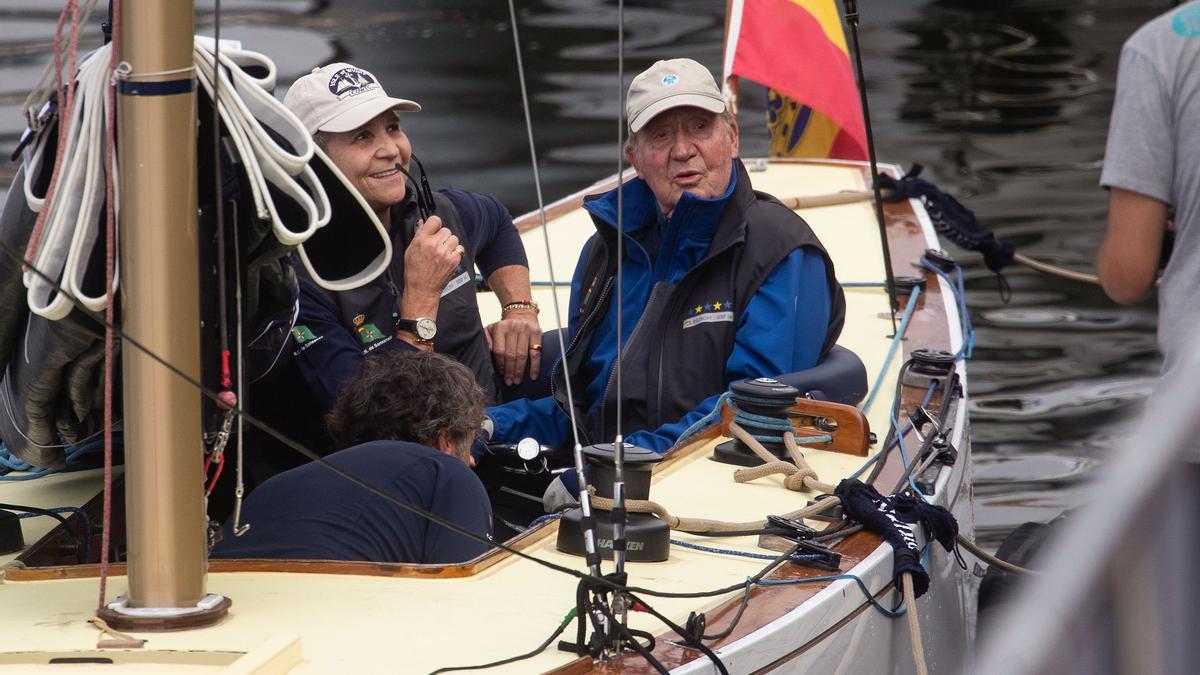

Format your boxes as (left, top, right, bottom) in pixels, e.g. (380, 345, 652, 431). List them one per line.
(530, 344, 543, 351)
(454, 245, 466, 257)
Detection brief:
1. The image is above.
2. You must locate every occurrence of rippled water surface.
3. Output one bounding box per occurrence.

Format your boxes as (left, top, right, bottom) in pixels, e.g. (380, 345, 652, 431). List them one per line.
(0, 0, 1168, 548)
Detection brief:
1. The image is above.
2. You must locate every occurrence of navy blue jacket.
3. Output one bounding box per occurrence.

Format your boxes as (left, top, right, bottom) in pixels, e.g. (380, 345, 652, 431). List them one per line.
(291, 188, 526, 410)
(486, 162, 835, 453)
(212, 441, 492, 564)
(247, 189, 526, 485)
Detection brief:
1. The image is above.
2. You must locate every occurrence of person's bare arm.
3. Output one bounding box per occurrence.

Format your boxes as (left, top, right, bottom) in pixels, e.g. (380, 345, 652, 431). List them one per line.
(484, 264, 542, 386)
(1096, 187, 1169, 305)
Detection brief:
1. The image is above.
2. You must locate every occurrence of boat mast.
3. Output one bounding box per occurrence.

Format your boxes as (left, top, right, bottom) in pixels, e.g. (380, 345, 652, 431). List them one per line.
(97, 0, 230, 629)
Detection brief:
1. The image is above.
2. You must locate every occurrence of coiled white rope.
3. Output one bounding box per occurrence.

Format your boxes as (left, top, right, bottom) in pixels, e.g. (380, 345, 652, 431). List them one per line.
(24, 46, 114, 320)
(19, 36, 392, 319)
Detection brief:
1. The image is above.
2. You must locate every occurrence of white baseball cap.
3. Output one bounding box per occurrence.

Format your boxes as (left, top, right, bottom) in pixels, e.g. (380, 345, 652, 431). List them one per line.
(283, 63, 421, 135)
(626, 58, 726, 133)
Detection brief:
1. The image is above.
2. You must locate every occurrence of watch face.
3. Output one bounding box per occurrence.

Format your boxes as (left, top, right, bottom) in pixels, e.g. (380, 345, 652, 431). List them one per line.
(415, 317, 437, 340)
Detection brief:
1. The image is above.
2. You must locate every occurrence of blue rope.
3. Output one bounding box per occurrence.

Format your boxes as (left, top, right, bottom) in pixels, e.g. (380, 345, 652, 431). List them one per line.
(892, 406, 925, 499)
(674, 391, 732, 446)
(848, 379, 940, 482)
(0, 438, 107, 481)
(0, 452, 33, 472)
(670, 539, 834, 567)
(16, 506, 93, 544)
(675, 387, 837, 449)
(920, 255, 974, 360)
(861, 286, 922, 415)
(731, 404, 795, 431)
(530, 513, 563, 527)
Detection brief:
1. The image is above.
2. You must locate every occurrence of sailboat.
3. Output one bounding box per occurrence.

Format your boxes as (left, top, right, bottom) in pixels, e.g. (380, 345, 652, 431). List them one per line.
(0, 0, 981, 672)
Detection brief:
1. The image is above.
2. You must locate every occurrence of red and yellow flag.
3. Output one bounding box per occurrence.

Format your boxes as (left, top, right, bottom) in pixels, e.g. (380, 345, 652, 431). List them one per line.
(724, 0, 867, 160)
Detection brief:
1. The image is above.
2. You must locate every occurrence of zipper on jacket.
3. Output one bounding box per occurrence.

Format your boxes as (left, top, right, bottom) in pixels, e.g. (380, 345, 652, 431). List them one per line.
(550, 276, 615, 404)
(384, 269, 403, 332)
(598, 281, 664, 436)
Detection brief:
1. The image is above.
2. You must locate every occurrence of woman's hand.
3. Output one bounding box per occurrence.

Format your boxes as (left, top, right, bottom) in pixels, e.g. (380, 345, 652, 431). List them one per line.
(485, 309, 543, 386)
(403, 215, 463, 304)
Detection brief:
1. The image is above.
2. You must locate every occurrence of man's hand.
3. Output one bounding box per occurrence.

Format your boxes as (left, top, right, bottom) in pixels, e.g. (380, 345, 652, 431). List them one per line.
(485, 309, 543, 386)
(403, 216, 463, 304)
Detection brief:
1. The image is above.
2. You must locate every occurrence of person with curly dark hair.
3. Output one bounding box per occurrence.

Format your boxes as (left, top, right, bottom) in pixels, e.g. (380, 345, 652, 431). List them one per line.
(212, 350, 492, 564)
(325, 350, 486, 465)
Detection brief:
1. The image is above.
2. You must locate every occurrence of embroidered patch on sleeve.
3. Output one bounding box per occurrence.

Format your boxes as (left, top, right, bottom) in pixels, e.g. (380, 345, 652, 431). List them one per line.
(291, 325, 317, 343)
(358, 323, 386, 343)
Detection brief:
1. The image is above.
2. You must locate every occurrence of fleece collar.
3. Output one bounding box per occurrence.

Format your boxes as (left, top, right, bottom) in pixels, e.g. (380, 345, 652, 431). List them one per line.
(583, 160, 739, 243)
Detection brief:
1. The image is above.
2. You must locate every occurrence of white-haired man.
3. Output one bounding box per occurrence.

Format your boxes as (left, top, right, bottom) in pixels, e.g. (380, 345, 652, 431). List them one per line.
(484, 58, 845, 459)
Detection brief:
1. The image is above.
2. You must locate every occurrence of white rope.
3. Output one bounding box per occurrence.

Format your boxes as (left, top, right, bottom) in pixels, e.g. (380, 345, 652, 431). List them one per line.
(191, 41, 327, 245)
(25, 47, 114, 320)
(17, 35, 391, 318)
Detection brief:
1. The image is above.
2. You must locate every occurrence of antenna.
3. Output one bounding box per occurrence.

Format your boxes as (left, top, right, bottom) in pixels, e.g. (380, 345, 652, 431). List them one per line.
(609, 0, 632, 651)
(843, 0, 899, 333)
(504, 0, 602, 580)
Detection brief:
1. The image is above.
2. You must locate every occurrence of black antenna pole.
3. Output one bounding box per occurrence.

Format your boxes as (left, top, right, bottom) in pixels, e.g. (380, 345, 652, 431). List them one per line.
(610, 0, 631, 654)
(843, 0, 899, 330)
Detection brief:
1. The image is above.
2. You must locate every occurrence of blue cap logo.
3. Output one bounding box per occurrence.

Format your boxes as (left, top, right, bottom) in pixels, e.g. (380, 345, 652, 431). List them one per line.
(1173, 5, 1200, 38)
(328, 67, 378, 99)
(662, 74, 679, 86)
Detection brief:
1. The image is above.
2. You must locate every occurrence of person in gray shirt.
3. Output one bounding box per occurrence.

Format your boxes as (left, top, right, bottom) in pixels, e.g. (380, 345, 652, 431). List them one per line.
(1096, 1, 1200, 374)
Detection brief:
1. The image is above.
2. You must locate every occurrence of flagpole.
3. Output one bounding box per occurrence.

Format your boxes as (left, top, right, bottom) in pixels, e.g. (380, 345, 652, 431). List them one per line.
(721, 0, 743, 113)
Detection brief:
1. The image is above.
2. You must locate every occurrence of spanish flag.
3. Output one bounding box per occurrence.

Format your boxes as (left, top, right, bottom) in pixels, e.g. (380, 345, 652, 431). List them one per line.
(724, 0, 867, 160)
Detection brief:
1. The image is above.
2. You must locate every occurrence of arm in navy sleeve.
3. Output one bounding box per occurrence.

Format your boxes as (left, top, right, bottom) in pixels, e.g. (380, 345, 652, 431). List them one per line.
(626, 247, 832, 453)
(440, 189, 528, 277)
(291, 280, 416, 411)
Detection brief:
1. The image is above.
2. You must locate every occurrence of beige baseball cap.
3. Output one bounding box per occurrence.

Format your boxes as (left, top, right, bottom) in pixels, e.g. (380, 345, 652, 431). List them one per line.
(283, 63, 421, 135)
(625, 58, 726, 134)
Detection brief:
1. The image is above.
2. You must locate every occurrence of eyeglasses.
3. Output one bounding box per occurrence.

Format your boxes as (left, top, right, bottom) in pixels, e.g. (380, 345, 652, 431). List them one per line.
(394, 153, 436, 221)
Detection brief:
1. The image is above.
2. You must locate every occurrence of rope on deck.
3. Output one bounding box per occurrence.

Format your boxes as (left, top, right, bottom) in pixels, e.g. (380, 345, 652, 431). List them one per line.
(730, 423, 836, 494)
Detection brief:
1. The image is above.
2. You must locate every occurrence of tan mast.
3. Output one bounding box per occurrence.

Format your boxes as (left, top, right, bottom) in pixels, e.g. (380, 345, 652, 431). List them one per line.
(97, 0, 230, 629)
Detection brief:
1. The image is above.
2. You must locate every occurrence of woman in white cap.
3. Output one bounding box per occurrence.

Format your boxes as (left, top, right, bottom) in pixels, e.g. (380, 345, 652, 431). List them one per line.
(249, 63, 543, 481)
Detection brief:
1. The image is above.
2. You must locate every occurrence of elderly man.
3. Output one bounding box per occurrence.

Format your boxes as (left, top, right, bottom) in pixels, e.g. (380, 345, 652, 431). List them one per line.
(247, 63, 543, 482)
(483, 58, 845, 455)
(213, 350, 492, 564)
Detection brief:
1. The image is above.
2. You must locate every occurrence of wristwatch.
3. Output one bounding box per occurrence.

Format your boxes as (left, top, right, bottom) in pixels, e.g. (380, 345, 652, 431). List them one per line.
(395, 317, 437, 342)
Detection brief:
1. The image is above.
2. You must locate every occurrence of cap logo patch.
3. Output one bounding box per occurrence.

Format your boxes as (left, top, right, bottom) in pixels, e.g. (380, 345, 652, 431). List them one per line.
(661, 74, 679, 86)
(328, 67, 379, 100)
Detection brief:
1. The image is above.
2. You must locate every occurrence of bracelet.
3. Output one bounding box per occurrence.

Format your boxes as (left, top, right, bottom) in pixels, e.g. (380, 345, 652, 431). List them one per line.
(397, 329, 435, 350)
(501, 300, 539, 317)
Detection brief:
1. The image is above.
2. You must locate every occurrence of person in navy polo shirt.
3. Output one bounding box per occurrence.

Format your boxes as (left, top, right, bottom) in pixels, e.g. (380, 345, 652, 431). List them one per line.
(246, 63, 543, 488)
(213, 350, 492, 564)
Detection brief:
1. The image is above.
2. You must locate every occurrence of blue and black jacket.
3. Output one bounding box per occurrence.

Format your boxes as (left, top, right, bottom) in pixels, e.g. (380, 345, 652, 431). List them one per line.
(487, 159, 844, 453)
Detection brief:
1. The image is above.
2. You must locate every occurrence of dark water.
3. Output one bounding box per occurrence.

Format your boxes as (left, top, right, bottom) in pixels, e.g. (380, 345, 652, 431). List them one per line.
(0, 0, 1168, 548)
